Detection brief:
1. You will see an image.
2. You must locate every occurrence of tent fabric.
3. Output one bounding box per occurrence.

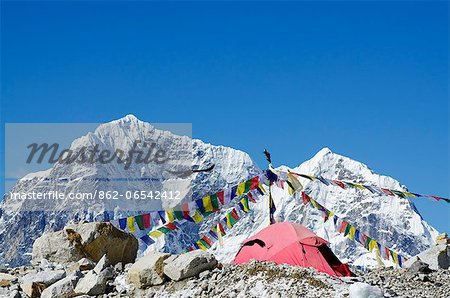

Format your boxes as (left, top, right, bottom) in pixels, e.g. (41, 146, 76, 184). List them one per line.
(232, 222, 353, 277)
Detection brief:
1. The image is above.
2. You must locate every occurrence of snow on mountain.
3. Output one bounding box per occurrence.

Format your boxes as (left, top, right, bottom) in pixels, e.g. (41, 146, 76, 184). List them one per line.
(0, 115, 259, 266)
(208, 147, 439, 269)
(0, 115, 439, 269)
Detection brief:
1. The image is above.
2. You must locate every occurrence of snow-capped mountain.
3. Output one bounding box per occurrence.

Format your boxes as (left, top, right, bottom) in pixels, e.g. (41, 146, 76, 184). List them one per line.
(206, 148, 439, 269)
(0, 115, 439, 268)
(0, 115, 259, 266)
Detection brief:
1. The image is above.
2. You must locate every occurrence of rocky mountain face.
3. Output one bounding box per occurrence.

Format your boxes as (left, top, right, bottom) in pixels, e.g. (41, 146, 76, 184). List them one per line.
(0, 115, 440, 269)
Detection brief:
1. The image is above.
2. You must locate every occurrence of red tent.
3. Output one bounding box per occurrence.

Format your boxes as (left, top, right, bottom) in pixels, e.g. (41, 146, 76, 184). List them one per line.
(232, 222, 353, 277)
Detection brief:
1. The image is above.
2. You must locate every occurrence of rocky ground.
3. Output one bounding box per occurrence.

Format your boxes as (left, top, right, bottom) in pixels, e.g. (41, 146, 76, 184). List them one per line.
(1, 258, 449, 298)
(0, 222, 448, 298)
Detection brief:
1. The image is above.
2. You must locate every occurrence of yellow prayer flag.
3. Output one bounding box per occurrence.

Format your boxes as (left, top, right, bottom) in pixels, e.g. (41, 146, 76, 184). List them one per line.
(197, 241, 208, 251)
(354, 184, 365, 190)
(202, 196, 213, 213)
(236, 182, 246, 196)
(307, 175, 317, 181)
(369, 239, 378, 252)
(148, 230, 163, 238)
(166, 209, 174, 223)
(392, 251, 399, 265)
(258, 184, 267, 194)
(348, 226, 356, 241)
(191, 211, 203, 223)
(310, 199, 320, 209)
(127, 216, 135, 233)
(404, 191, 416, 197)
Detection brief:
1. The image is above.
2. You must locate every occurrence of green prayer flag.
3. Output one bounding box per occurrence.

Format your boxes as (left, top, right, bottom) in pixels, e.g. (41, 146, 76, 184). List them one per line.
(210, 194, 220, 210)
(344, 223, 352, 237)
(135, 215, 144, 230)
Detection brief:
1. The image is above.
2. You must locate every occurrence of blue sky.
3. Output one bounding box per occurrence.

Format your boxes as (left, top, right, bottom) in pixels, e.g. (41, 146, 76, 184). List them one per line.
(1, 1, 449, 232)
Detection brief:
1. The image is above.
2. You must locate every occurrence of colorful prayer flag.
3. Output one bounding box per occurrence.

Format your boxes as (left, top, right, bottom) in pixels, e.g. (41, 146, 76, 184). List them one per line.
(135, 215, 144, 230)
(149, 229, 163, 238)
(142, 213, 151, 229)
(127, 216, 135, 233)
(203, 196, 213, 213)
(140, 235, 155, 246)
(118, 218, 127, 230)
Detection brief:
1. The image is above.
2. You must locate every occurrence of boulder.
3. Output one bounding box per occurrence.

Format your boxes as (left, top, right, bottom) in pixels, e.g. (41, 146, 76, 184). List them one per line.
(21, 281, 46, 298)
(0, 273, 17, 287)
(127, 251, 171, 288)
(405, 244, 450, 270)
(93, 255, 110, 274)
(40, 276, 79, 298)
(74, 268, 112, 296)
(32, 222, 138, 266)
(163, 250, 217, 281)
(20, 269, 66, 298)
(349, 282, 383, 298)
(20, 269, 66, 286)
(407, 260, 432, 275)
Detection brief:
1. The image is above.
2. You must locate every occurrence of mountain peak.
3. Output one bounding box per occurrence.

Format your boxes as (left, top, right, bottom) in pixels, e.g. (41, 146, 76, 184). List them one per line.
(315, 147, 333, 157)
(116, 114, 141, 123)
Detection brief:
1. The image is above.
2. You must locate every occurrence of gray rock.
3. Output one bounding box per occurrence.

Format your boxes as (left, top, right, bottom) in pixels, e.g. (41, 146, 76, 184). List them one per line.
(19, 269, 66, 298)
(0, 273, 17, 287)
(199, 270, 210, 280)
(74, 269, 109, 296)
(32, 222, 138, 266)
(163, 250, 217, 281)
(418, 273, 429, 282)
(114, 262, 123, 272)
(94, 255, 110, 274)
(21, 269, 66, 286)
(405, 244, 450, 270)
(78, 258, 96, 271)
(0, 265, 9, 273)
(407, 260, 432, 275)
(39, 259, 53, 270)
(9, 289, 21, 298)
(127, 251, 171, 288)
(40, 276, 79, 298)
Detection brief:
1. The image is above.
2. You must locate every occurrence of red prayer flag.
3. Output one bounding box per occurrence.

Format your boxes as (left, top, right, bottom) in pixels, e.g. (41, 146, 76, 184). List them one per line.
(250, 176, 260, 190)
(217, 191, 225, 205)
(301, 192, 311, 205)
(182, 203, 190, 218)
(142, 213, 151, 229)
(247, 192, 256, 203)
(381, 188, 395, 196)
(334, 180, 346, 189)
(339, 221, 348, 233)
(231, 208, 240, 220)
(217, 222, 226, 235)
(165, 222, 177, 230)
(202, 235, 213, 247)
